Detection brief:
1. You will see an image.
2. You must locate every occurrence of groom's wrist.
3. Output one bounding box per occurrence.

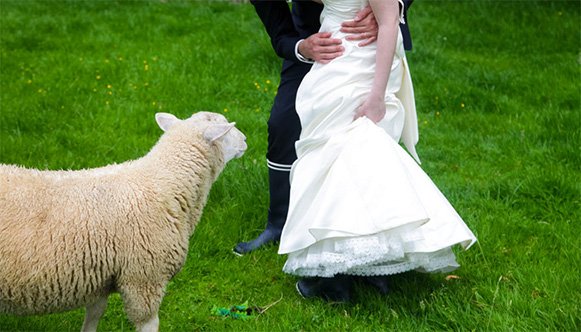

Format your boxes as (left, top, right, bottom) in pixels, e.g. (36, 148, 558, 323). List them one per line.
(295, 40, 315, 64)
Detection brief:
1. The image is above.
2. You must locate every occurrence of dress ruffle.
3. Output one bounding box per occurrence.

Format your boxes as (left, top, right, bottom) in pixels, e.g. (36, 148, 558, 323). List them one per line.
(283, 224, 460, 277)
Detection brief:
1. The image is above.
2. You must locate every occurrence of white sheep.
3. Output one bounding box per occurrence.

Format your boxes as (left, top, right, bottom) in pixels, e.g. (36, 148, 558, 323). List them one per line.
(0, 111, 247, 332)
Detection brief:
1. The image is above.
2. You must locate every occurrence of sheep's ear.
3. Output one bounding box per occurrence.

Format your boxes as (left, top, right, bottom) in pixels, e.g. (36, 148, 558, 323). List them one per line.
(156, 113, 179, 132)
(203, 122, 236, 144)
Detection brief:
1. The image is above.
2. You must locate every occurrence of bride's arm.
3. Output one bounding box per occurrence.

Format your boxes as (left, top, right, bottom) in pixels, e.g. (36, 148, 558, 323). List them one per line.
(354, 0, 401, 123)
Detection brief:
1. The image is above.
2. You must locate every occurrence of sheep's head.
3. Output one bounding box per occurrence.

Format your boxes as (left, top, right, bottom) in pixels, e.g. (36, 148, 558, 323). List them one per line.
(155, 112, 247, 163)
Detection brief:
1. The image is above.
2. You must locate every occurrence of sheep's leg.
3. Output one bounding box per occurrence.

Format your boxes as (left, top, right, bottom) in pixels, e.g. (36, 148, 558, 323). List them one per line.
(81, 296, 108, 332)
(138, 314, 159, 332)
(120, 285, 163, 332)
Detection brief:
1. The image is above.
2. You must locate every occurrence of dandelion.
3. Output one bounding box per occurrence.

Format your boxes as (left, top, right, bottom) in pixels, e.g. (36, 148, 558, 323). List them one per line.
(256, 108, 260, 112)
(119, 57, 123, 61)
(28, 80, 32, 84)
(435, 96, 438, 100)
(224, 109, 228, 112)
(254, 82, 258, 86)
(159, 105, 162, 109)
(38, 89, 42, 93)
(109, 91, 113, 95)
(436, 111, 440, 115)
(144, 60, 147, 64)
(96, 75, 101, 80)
(153, 102, 156, 106)
(266, 80, 271, 84)
(105, 59, 109, 63)
(93, 88, 97, 92)
(264, 88, 268, 91)
(257, 85, 261, 89)
(461, 103, 465, 107)
(145, 65, 149, 71)
(107, 85, 111, 89)
(145, 83, 149, 86)
(106, 101, 110, 105)
(79, 58, 83, 61)
(61, 106, 65, 109)
(274, 91, 278, 95)
(153, 57, 157, 61)
(134, 86, 137, 90)
(424, 121, 428, 124)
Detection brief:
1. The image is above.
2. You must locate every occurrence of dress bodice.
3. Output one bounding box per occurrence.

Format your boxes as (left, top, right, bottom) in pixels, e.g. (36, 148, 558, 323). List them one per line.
(320, 0, 368, 24)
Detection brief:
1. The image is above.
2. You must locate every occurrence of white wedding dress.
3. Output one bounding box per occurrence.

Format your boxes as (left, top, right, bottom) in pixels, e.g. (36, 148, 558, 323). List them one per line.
(278, 0, 477, 278)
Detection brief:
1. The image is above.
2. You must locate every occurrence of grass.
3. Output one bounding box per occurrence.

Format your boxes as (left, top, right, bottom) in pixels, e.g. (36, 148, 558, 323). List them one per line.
(0, 0, 579, 331)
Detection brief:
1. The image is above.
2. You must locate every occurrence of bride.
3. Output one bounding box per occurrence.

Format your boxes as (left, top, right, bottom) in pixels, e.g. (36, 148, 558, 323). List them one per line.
(278, 0, 477, 302)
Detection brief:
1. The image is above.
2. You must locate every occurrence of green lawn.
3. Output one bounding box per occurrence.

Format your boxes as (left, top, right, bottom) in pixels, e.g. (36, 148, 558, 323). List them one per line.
(0, 1, 579, 331)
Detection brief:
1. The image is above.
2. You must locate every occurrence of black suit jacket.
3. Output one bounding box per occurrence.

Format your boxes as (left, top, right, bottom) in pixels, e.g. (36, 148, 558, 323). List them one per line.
(251, 0, 413, 64)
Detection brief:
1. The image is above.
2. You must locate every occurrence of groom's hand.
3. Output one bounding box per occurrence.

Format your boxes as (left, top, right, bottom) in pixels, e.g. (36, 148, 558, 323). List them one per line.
(341, 6, 379, 47)
(298, 32, 344, 65)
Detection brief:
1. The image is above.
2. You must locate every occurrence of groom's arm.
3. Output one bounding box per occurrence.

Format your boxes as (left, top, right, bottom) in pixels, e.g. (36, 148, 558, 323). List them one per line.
(251, 0, 343, 64)
(250, 0, 301, 62)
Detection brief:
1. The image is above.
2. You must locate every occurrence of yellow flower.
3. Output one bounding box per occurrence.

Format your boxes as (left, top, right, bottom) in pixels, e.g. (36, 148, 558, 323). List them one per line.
(153, 102, 156, 106)
(224, 109, 228, 112)
(106, 101, 110, 105)
(134, 86, 137, 90)
(159, 105, 162, 109)
(105, 59, 109, 63)
(436, 111, 440, 115)
(435, 96, 438, 100)
(61, 106, 65, 109)
(107, 85, 111, 89)
(256, 108, 260, 112)
(144, 60, 147, 64)
(266, 80, 271, 84)
(424, 121, 428, 124)
(145, 83, 149, 86)
(28, 80, 32, 84)
(254, 82, 258, 86)
(119, 57, 123, 61)
(257, 85, 260, 89)
(461, 103, 465, 107)
(79, 58, 83, 61)
(38, 89, 42, 93)
(97, 75, 101, 79)
(109, 91, 113, 95)
(93, 88, 97, 92)
(153, 57, 157, 61)
(145, 65, 149, 70)
(264, 88, 268, 91)
(559, 11, 562, 16)
(274, 91, 278, 95)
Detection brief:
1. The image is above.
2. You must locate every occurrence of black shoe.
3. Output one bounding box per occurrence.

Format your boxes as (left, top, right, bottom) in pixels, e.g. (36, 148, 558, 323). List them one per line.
(233, 168, 290, 255)
(233, 227, 281, 256)
(358, 275, 390, 295)
(296, 276, 352, 303)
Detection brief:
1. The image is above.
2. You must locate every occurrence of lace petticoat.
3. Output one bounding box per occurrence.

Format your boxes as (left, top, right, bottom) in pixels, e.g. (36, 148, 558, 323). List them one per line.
(282, 226, 460, 278)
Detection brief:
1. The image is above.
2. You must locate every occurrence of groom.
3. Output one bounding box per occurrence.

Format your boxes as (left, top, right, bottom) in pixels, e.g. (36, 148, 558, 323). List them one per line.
(234, 0, 414, 256)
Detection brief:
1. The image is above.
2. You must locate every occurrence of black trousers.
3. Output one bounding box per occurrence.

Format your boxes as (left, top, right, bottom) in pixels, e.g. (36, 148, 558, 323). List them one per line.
(266, 59, 312, 169)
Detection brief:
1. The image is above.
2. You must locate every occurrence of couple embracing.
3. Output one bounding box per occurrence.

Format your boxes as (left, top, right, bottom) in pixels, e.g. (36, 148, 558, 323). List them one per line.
(234, 0, 476, 302)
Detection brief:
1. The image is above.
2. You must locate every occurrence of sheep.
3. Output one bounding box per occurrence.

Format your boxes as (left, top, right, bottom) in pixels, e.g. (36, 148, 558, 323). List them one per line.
(0, 111, 247, 332)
